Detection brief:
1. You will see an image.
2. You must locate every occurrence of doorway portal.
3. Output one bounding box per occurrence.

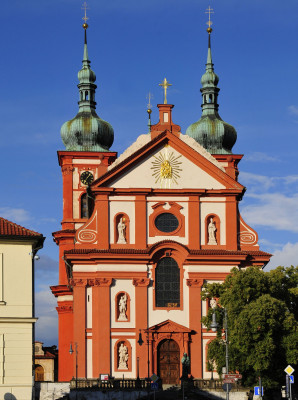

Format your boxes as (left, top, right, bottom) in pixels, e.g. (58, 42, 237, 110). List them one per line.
(157, 339, 180, 384)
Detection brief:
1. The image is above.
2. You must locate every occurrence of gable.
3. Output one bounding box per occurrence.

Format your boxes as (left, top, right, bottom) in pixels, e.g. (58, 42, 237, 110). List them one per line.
(109, 145, 225, 189)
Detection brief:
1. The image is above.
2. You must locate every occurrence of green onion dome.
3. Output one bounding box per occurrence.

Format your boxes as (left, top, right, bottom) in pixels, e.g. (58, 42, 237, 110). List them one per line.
(61, 28, 114, 152)
(186, 31, 237, 154)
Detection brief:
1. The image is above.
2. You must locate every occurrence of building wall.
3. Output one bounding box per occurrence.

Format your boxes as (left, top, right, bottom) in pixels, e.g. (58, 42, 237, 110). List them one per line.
(0, 242, 35, 400)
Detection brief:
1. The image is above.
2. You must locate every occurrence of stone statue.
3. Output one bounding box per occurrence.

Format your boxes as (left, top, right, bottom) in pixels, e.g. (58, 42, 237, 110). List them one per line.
(117, 217, 126, 244)
(118, 293, 128, 321)
(208, 217, 217, 245)
(210, 297, 217, 309)
(181, 353, 190, 379)
(118, 343, 128, 369)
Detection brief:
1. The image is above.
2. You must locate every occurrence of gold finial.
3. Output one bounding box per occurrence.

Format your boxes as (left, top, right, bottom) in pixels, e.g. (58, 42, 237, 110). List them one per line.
(82, 1, 89, 29)
(147, 92, 153, 114)
(205, 6, 214, 34)
(159, 78, 172, 104)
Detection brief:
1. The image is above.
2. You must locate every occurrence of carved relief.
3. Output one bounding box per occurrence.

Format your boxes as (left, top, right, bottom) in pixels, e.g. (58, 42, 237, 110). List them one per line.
(56, 305, 73, 313)
(186, 279, 204, 288)
(62, 166, 74, 176)
(238, 214, 258, 247)
(132, 278, 150, 287)
(71, 279, 87, 287)
(94, 278, 113, 287)
(77, 211, 97, 244)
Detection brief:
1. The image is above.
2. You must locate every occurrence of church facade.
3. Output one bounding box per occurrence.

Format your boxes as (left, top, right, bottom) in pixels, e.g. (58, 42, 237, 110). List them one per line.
(51, 23, 271, 383)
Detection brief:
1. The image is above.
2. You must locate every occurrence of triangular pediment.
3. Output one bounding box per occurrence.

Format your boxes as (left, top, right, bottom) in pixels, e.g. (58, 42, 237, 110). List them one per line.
(92, 131, 244, 191)
(148, 319, 191, 333)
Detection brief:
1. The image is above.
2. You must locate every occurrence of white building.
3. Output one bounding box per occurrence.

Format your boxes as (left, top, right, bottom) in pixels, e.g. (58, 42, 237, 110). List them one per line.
(0, 217, 44, 400)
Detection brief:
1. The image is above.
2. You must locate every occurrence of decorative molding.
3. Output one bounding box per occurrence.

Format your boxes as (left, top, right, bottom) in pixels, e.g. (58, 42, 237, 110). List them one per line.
(94, 278, 113, 287)
(186, 279, 204, 288)
(61, 166, 74, 175)
(149, 201, 185, 237)
(238, 214, 258, 247)
(56, 305, 73, 313)
(77, 211, 97, 244)
(71, 279, 87, 287)
(132, 278, 150, 287)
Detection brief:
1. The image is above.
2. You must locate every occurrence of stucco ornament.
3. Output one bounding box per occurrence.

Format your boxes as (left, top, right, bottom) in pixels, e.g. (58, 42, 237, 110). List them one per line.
(210, 297, 217, 308)
(118, 343, 129, 369)
(117, 217, 126, 244)
(207, 217, 217, 245)
(151, 146, 182, 188)
(118, 293, 128, 321)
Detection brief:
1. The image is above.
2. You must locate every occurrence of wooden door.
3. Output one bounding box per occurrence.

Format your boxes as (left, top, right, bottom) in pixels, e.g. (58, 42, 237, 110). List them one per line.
(35, 365, 44, 381)
(158, 339, 180, 384)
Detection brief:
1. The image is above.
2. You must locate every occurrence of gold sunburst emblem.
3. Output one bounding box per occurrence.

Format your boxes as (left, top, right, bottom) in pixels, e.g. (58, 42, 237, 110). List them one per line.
(151, 147, 182, 188)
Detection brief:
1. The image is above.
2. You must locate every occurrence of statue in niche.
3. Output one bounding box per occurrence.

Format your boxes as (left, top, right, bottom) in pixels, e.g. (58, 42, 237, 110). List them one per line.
(118, 343, 129, 369)
(207, 217, 217, 245)
(210, 297, 217, 309)
(118, 293, 128, 321)
(117, 217, 126, 244)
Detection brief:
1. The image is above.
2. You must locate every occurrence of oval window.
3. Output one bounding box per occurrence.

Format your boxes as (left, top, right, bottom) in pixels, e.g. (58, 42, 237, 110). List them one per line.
(155, 213, 179, 233)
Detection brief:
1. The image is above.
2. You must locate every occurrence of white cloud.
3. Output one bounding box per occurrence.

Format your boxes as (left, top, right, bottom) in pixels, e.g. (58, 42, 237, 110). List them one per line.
(239, 172, 275, 191)
(288, 105, 298, 116)
(241, 193, 298, 232)
(35, 286, 58, 345)
(244, 152, 280, 163)
(0, 207, 31, 223)
(265, 242, 298, 271)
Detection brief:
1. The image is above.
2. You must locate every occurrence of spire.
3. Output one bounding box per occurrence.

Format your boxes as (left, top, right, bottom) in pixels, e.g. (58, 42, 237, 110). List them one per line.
(60, 5, 114, 152)
(185, 8, 237, 154)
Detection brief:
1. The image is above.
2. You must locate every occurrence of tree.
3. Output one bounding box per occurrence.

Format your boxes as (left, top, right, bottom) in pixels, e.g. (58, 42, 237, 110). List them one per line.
(201, 266, 298, 389)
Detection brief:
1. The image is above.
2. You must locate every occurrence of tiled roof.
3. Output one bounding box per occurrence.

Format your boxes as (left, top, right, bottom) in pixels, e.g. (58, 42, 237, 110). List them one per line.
(0, 217, 43, 238)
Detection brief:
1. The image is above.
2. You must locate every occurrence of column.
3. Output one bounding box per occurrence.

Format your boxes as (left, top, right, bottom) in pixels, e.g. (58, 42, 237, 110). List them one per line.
(188, 196, 200, 249)
(73, 279, 87, 378)
(226, 196, 238, 250)
(186, 278, 204, 378)
(57, 303, 73, 381)
(135, 195, 147, 248)
(92, 278, 112, 377)
(61, 162, 74, 227)
(133, 278, 150, 378)
(96, 195, 109, 249)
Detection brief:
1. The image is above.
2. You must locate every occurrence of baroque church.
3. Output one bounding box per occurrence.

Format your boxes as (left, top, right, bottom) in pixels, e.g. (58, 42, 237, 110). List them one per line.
(51, 19, 271, 383)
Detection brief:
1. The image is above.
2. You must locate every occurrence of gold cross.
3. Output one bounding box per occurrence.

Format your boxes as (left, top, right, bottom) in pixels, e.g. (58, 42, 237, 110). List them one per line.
(205, 6, 214, 29)
(82, 1, 89, 24)
(159, 78, 172, 104)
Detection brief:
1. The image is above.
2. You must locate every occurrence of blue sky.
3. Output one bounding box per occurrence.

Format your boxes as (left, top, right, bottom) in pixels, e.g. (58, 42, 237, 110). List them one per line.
(0, 0, 297, 345)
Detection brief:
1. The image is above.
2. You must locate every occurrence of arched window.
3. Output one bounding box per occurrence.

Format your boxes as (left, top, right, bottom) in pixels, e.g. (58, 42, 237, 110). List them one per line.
(155, 257, 180, 308)
(81, 192, 94, 219)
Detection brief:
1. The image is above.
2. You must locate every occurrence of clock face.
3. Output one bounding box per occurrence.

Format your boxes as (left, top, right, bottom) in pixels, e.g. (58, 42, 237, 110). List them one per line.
(80, 171, 94, 186)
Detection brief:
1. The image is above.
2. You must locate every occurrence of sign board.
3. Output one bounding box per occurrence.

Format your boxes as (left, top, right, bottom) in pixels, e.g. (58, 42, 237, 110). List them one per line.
(254, 386, 264, 396)
(222, 383, 232, 392)
(151, 382, 159, 390)
(285, 365, 295, 375)
(223, 373, 242, 379)
(100, 374, 109, 381)
(223, 379, 235, 384)
(151, 374, 159, 383)
(290, 375, 294, 384)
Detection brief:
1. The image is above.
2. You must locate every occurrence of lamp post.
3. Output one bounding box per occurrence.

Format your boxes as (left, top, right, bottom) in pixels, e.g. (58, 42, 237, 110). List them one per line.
(138, 330, 150, 399)
(69, 342, 78, 392)
(211, 308, 229, 400)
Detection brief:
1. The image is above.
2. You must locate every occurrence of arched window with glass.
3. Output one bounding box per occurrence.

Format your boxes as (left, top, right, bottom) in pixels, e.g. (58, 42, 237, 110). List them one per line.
(155, 257, 180, 308)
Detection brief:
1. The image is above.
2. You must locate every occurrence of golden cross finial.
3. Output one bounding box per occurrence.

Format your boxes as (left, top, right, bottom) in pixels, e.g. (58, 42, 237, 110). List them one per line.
(82, 1, 89, 27)
(159, 78, 172, 104)
(205, 6, 214, 32)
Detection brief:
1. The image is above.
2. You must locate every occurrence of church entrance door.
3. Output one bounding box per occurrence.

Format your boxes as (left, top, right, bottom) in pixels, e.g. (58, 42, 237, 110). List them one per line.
(158, 339, 180, 385)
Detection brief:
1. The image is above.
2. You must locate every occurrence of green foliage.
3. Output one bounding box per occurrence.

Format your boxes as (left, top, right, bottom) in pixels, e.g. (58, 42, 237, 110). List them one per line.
(202, 266, 298, 389)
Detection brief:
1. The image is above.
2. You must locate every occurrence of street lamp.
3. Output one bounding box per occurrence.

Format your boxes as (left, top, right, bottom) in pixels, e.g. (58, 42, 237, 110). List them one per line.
(211, 308, 229, 400)
(69, 342, 78, 392)
(138, 330, 150, 399)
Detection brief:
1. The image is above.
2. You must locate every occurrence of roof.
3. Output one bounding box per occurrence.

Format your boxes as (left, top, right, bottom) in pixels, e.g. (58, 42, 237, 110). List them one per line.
(0, 217, 43, 239)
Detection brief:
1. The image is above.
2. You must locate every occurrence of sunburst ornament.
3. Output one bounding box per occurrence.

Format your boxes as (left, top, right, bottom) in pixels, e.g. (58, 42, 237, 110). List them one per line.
(151, 146, 182, 188)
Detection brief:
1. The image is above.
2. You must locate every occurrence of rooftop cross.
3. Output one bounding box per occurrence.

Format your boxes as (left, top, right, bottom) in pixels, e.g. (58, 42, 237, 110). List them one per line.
(147, 92, 153, 110)
(159, 78, 172, 104)
(82, 1, 89, 28)
(205, 6, 214, 33)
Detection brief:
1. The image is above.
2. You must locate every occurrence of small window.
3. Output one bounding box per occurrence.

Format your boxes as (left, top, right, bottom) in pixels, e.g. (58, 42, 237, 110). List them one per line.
(155, 213, 179, 233)
(81, 193, 94, 219)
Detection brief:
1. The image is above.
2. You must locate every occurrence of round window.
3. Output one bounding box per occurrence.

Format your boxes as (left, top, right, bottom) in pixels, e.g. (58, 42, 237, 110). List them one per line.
(155, 213, 179, 233)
